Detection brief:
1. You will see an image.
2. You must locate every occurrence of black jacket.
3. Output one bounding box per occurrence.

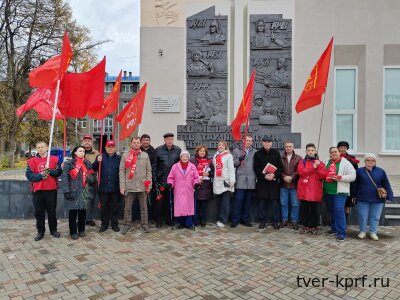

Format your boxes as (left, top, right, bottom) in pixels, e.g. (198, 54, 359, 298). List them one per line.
(152, 144, 181, 186)
(92, 153, 121, 193)
(141, 145, 155, 162)
(253, 147, 283, 200)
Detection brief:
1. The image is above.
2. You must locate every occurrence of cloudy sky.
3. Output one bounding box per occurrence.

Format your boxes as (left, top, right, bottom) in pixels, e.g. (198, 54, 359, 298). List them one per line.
(68, 0, 140, 76)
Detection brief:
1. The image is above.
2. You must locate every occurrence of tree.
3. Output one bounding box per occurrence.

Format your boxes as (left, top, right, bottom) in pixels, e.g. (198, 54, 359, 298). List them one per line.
(0, 0, 107, 167)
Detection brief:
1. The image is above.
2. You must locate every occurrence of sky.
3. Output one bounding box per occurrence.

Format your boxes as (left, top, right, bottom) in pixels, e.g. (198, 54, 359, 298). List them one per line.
(68, 0, 140, 76)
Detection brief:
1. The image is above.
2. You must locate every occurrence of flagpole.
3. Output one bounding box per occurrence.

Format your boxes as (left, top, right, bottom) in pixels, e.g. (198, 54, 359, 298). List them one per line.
(46, 79, 61, 168)
(113, 113, 117, 141)
(63, 117, 67, 159)
(98, 119, 105, 187)
(317, 93, 327, 152)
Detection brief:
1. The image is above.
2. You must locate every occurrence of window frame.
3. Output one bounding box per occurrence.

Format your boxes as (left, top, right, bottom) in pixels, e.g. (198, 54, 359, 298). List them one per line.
(333, 66, 358, 152)
(382, 66, 400, 153)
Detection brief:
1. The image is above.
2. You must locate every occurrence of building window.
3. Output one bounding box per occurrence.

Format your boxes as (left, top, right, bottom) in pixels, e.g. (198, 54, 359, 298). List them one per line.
(384, 67, 400, 151)
(105, 83, 113, 92)
(121, 84, 134, 93)
(93, 117, 113, 134)
(77, 118, 86, 129)
(334, 67, 357, 151)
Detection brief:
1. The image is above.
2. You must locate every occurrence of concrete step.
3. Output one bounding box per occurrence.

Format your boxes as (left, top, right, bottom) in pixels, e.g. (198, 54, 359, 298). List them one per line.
(385, 215, 400, 226)
(385, 204, 400, 215)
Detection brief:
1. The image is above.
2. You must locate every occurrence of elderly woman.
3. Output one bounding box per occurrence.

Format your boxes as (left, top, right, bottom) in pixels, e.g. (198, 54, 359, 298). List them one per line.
(167, 151, 201, 229)
(213, 140, 235, 228)
(353, 153, 393, 241)
(324, 147, 356, 242)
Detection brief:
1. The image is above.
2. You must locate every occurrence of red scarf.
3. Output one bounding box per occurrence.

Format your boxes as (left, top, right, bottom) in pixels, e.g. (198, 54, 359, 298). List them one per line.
(196, 157, 211, 176)
(180, 161, 189, 170)
(69, 158, 90, 187)
(341, 152, 360, 164)
(125, 149, 141, 179)
(326, 158, 341, 183)
(215, 151, 228, 177)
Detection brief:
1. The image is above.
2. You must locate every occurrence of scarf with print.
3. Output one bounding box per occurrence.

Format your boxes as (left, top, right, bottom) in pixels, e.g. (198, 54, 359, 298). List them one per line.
(195, 157, 211, 177)
(215, 151, 228, 177)
(69, 158, 91, 187)
(125, 149, 141, 179)
(325, 158, 341, 183)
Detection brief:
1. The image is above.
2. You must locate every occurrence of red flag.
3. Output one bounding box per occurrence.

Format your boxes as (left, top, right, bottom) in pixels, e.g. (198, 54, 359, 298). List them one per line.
(295, 37, 333, 113)
(117, 83, 147, 141)
(88, 70, 122, 120)
(59, 32, 73, 77)
(28, 32, 73, 88)
(230, 70, 256, 141)
(29, 56, 61, 88)
(59, 57, 106, 118)
(16, 88, 63, 120)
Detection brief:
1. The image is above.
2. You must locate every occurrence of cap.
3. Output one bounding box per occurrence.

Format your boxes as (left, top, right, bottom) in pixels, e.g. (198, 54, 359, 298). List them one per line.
(82, 135, 92, 141)
(105, 140, 116, 147)
(180, 150, 190, 158)
(163, 133, 174, 138)
(262, 135, 273, 142)
(254, 93, 264, 100)
(337, 141, 350, 149)
(364, 153, 376, 161)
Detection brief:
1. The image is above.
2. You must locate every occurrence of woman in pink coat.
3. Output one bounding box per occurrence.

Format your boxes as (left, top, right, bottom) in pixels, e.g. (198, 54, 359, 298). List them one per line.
(167, 151, 201, 229)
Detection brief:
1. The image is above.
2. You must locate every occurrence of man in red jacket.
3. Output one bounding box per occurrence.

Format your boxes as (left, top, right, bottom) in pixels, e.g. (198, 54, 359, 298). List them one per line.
(26, 141, 62, 241)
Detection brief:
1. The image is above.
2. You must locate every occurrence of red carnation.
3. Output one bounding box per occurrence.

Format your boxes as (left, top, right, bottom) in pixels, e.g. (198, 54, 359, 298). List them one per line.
(144, 180, 152, 189)
(160, 187, 165, 192)
(156, 195, 163, 201)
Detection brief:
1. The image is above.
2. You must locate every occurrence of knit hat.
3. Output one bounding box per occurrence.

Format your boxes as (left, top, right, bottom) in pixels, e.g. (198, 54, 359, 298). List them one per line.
(180, 151, 190, 159)
(364, 153, 376, 161)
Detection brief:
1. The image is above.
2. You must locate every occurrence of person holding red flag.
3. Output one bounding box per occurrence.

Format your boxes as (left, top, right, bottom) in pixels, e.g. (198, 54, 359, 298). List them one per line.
(26, 141, 62, 241)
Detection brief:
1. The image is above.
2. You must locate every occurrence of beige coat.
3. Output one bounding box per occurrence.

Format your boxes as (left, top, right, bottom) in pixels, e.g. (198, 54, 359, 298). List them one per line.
(119, 151, 152, 192)
(85, 148, 100, 164)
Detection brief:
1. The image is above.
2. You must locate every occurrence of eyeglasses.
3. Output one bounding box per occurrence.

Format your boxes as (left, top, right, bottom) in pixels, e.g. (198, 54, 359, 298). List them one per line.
(365, 159, 376, 162)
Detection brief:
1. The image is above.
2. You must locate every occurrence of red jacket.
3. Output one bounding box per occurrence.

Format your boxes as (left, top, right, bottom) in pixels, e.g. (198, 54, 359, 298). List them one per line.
(26, 155, 60, 192)
(297, 159, 327, 202)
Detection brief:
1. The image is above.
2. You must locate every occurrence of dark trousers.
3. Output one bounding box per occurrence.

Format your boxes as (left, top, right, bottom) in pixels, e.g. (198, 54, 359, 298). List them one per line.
(32, 190, 58, 233)
(69, 209, 86, 235)
(258, 198, 280, 223)
(232, 189, 253, 224)
(154, 189, 173, 225)
(216, 191, 230, 224)
(99, 192, 119, 228)
(300, 200, 319, 228)
(176, 216, 193, 227)
(196, 200, 207, 224)
(86, 185, 98, 221)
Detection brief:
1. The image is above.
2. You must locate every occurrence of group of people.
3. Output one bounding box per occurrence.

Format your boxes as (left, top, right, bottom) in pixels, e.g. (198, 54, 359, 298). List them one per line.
(26, 133, 394, 242)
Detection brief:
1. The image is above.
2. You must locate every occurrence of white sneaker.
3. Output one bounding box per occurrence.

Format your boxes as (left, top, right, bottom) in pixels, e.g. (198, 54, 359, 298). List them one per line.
(370, 233, 379, 241)
(358, 232, 366, 239)
(216, 221, 225, 228)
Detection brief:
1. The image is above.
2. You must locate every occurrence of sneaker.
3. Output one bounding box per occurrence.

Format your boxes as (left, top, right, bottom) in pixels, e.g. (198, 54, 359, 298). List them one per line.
(300, 227, 310, 234)
(336, 236, 346, 242)
(358, 231, 366, 239)
(141, 225, 150, 233)
(309, 228, 321, 235)
(370, 233, 379, 241)
(216, 221, 225, 228)
(121, 224, 132, 235)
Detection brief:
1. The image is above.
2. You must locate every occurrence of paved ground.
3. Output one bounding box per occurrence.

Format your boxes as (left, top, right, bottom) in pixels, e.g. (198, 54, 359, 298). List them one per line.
(0, 220, 399, 300)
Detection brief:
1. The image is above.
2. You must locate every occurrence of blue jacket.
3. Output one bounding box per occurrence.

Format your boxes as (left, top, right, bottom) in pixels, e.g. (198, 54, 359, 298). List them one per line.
(92, 153, 121, 193)
(353, 166, 393, 203)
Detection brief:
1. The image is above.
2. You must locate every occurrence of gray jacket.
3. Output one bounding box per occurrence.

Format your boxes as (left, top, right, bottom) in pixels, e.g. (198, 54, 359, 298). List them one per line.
(232, 147, 256, 190)
(120, 151, 152, 192)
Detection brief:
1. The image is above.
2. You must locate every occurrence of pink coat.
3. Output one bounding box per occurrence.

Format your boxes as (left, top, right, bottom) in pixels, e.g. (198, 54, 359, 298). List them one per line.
(167, 162, 200, 217)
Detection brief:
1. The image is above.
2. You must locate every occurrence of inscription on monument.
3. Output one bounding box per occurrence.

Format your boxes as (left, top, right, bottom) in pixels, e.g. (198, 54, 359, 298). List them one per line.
(153, 96, 180, 112)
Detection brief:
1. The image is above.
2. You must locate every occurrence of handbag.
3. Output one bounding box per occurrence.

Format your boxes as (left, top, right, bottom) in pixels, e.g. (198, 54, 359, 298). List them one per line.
(365, 169, 388, 200)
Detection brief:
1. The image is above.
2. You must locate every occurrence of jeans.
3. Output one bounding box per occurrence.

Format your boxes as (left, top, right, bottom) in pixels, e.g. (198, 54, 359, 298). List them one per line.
(258, 198, 280, 223)
(280, 188, 299, 223)
(32, 190, 58, 233)
(357, 201, 384, 234)
(325, 194, 347, 239)
(216, 191, 230, 224)
(232, 189, 253, 224)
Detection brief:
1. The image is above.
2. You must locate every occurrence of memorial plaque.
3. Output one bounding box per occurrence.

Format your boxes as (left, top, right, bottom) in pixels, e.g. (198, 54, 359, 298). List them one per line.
(153, 96, 180, 112)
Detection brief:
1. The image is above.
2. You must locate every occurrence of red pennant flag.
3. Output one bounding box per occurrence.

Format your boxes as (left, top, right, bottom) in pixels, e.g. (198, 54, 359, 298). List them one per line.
(16, 88, 63, 120)
(230, 70, 256, 141)
(59, 57, 106, 118)
(29, 56, 61, 89)
(295, 37, 333, 113)
(28, 32, 73, 88)
(117, 83, 147, 141)
(88, 70, 122, 120)
(59, 32, 73, 77)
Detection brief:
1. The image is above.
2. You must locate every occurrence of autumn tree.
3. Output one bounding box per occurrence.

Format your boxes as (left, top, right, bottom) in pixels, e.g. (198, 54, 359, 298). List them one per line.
(0, 0, 107, 166)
